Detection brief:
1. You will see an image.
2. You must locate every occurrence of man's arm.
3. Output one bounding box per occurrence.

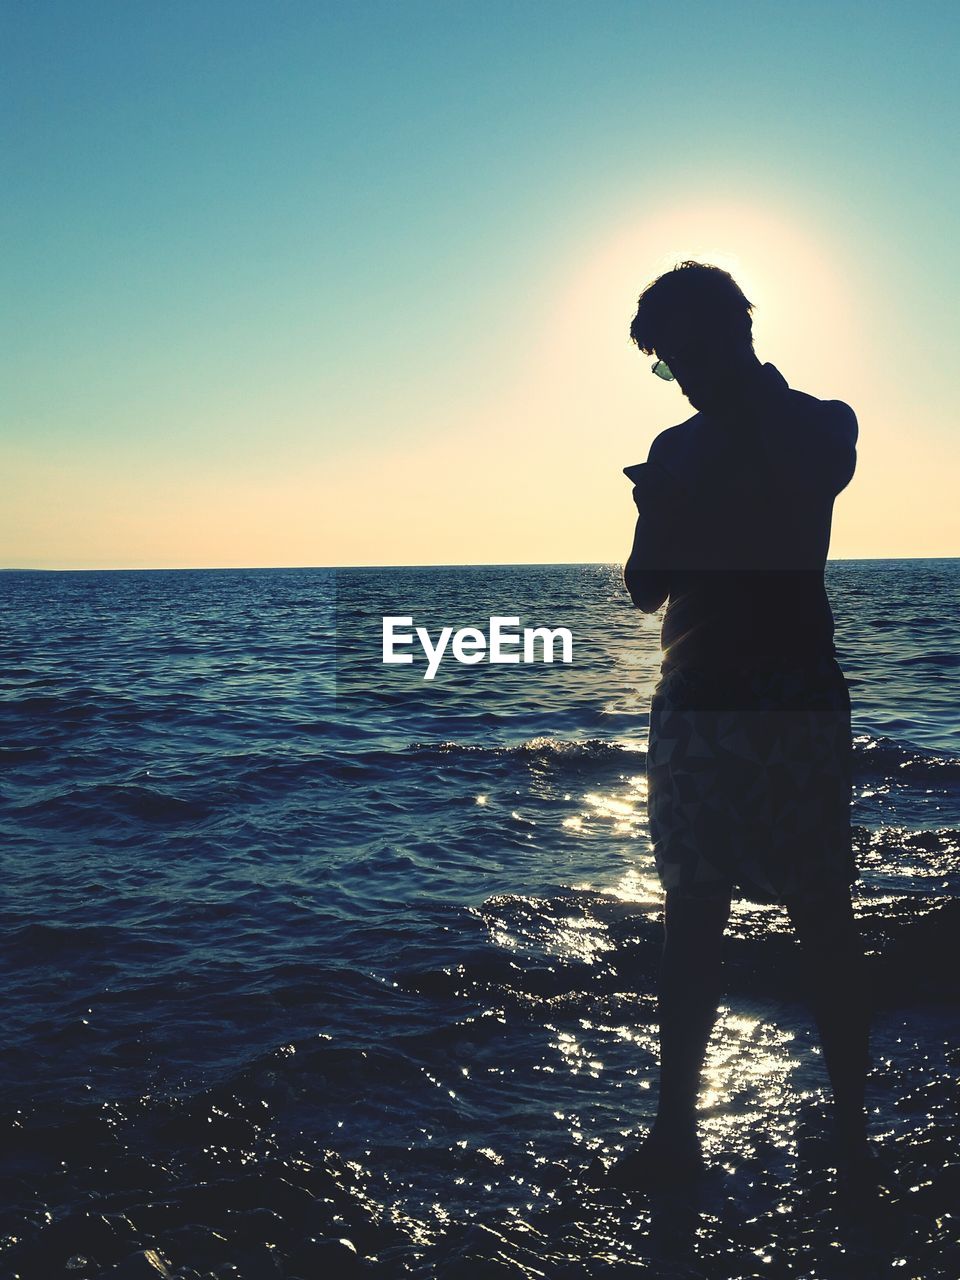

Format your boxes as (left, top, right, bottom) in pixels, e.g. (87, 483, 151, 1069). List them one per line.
(823, 401, 858, 494)
(624, 510, 671, 611)
(622, 442, 682, 612)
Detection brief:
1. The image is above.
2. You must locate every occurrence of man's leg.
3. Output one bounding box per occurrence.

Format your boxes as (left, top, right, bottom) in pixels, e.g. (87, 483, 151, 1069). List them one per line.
(783, 884, 870, 1148)
(652, 885, 733, 1146)
(597, 885, 731, 1189)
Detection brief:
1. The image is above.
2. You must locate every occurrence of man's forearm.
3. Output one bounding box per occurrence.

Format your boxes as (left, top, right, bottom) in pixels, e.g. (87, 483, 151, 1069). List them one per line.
(624, 514, 671, 611)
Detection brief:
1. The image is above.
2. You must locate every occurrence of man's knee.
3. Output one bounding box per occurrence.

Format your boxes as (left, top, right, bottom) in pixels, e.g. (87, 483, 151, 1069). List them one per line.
(784, 883, 859, 950)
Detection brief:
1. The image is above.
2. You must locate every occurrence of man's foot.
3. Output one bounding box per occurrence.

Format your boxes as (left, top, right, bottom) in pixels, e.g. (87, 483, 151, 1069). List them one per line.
(592, 1128, 705, 1194)
(834, 1134, 881, 1191)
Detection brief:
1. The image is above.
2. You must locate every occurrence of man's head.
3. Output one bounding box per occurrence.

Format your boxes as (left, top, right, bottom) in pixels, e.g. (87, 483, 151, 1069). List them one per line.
(629, 261, 757, 414)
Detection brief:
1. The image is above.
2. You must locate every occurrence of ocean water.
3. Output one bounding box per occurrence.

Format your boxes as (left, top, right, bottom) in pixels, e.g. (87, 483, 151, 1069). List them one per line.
(1, 561, 958, 1279)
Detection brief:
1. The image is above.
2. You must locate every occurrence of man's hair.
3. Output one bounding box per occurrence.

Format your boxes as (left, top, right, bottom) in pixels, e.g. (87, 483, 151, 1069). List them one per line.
(629, 261, 754, 355)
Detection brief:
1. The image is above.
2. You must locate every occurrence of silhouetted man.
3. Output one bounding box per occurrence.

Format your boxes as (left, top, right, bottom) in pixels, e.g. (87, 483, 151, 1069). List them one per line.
(604, 262, 871, 1194)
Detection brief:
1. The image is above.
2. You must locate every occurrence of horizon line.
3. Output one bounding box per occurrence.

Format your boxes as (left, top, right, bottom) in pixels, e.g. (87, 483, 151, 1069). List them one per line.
(2, 555, 958, 574)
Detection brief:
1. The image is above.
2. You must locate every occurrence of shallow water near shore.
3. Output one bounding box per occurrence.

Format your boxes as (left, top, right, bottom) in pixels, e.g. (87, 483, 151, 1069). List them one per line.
(2, 561, 958, 1277)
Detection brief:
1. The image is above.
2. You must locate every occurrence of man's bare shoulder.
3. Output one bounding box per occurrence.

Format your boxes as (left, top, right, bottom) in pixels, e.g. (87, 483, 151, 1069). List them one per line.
(786, 390, 859, 492)
(647, 412, 703, 468)
(822, 398, 858, 443)
(789, 389, 858, 439)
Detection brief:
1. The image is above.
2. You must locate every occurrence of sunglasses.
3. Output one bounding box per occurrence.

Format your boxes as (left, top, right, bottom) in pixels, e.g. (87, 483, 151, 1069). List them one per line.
(651, 359, 675, 381)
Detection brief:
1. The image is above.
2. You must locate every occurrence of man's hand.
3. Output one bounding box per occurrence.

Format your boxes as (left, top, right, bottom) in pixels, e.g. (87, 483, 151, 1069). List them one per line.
(624, 459, 683, 526)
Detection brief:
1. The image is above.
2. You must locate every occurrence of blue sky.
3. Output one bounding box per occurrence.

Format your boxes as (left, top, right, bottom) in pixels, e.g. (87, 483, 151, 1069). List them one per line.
(3, 1, 958, 566)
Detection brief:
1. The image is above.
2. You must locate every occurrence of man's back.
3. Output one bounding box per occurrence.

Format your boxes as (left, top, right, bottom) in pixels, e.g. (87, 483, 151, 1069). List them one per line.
(645, 364, 858, 573)
(635, 364, 858, 671)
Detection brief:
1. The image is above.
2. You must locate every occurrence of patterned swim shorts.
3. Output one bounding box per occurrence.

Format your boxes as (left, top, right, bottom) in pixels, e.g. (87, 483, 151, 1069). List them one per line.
(645, 655, 856, 904)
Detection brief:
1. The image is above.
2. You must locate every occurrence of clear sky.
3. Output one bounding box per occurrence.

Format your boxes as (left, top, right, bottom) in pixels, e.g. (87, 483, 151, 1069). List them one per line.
(3, 0, 958, 568)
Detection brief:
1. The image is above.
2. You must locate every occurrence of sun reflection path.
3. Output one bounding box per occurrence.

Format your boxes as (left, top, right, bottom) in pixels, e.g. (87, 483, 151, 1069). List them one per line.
(698, 1006, 809, 1168)
(538, 990, 821, 1176)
